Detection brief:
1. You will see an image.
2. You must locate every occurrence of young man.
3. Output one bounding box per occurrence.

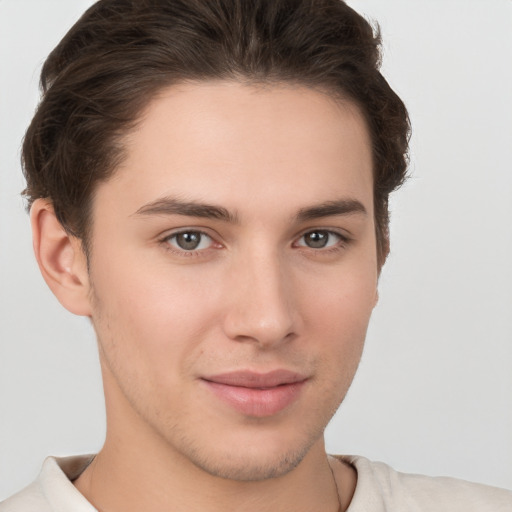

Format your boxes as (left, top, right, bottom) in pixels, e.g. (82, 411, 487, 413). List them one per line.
(1, 1, 511, 511)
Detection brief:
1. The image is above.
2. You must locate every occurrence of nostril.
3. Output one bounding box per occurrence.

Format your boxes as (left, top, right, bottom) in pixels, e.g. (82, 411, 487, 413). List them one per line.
(223, 305, 297, 347)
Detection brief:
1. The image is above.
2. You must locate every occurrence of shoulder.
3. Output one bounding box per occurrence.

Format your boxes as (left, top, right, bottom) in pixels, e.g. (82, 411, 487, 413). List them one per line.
(335, 455, 512, 512)
(0, 480, 48, 512)
(0, 455, 95, 512)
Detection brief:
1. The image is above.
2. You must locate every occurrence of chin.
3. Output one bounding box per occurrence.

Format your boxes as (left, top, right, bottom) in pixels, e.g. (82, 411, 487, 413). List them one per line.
(167, 417, 328, 482)
(185, 442, 312, 482)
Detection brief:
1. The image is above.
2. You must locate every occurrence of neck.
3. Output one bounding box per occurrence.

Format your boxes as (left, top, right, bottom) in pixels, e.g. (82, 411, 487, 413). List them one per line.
(74, 420, 351, 512)
(75, 438, 344, 512)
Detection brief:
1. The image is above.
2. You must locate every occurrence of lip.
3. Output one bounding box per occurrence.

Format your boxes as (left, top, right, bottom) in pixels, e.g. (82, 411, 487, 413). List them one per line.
(201, 370, 308, 417)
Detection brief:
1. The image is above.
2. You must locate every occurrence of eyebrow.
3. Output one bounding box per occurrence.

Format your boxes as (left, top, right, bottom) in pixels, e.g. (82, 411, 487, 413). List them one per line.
(134, 196, 366, 224)
(295, 199, 367, 222)
(134, 197, 239, 223)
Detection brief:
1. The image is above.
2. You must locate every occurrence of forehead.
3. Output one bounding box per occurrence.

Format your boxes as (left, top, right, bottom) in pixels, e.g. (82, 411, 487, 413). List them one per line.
(98, 81, 374, 218)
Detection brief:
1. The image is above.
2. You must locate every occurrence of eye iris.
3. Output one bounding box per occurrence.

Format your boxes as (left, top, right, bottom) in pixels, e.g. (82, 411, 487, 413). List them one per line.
(176, 232, 201, 250)
(305, 231, 328, 248)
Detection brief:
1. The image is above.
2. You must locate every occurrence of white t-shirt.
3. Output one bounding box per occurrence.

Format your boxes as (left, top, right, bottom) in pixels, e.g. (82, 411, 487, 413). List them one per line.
(1, 454, 511, 511)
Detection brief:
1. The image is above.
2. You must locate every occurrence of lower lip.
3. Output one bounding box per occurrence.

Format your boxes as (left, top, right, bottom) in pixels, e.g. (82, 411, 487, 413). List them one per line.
(202, 380, 306, 417)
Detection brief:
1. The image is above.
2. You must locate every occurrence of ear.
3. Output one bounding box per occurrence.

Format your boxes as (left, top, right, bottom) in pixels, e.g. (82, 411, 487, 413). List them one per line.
(30, 199, 92, 316)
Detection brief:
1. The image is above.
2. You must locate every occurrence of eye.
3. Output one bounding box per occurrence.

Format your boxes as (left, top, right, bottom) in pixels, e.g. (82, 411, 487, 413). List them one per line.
(165, 230, 214, 251)
(295, 230, 344, 249)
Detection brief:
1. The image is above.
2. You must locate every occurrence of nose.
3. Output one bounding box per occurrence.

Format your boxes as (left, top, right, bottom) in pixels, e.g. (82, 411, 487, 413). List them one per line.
(222, 250, 299, 348)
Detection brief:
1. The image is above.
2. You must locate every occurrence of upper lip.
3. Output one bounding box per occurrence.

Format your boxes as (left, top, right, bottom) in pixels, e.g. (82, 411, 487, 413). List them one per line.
(202, 370, 308, 388)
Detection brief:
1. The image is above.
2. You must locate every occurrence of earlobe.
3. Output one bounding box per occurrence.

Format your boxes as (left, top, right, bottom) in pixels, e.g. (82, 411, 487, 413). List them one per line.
(30, 199, 92, 316)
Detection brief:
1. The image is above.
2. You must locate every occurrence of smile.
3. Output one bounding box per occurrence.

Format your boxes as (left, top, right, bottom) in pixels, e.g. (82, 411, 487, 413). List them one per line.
(201, 370, 308, 417)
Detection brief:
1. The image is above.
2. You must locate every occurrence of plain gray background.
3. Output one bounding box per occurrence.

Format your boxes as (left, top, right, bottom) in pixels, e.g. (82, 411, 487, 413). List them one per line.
(1, 0, 511, 499)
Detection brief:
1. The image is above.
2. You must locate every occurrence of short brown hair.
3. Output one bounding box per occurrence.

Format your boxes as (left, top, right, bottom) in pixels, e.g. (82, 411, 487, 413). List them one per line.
(22, 0, 410, 267)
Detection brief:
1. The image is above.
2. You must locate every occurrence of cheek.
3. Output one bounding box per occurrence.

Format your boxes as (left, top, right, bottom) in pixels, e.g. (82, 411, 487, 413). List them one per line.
(299, 262, 377, 369)
(302, 262, 377, 330)
(89, 253, 223, 378)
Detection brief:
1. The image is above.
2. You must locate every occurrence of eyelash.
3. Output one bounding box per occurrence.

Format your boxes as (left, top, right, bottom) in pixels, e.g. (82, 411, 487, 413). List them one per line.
(160, 229, 217, 257)
(293, 230, 350, 252)
(159, 228, 351, 258)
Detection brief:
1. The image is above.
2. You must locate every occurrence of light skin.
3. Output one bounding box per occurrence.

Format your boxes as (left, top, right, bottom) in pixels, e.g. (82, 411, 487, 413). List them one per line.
(32, 81, 379, 512)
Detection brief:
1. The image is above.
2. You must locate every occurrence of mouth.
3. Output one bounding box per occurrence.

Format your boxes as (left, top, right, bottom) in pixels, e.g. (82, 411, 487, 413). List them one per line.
(201, 370, 308, 417)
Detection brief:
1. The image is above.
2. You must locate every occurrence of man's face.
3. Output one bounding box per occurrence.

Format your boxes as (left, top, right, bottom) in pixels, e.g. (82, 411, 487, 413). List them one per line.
(86, 81, 377, 480)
